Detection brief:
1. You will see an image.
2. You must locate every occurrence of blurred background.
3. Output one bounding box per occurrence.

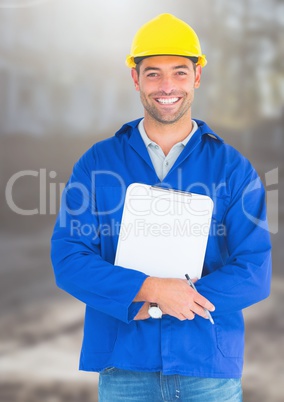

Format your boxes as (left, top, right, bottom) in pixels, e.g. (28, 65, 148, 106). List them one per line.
(0, 0, 283, 401)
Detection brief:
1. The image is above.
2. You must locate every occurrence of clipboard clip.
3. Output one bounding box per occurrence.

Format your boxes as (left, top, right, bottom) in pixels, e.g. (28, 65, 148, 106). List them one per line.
(150, 186, 192, 197)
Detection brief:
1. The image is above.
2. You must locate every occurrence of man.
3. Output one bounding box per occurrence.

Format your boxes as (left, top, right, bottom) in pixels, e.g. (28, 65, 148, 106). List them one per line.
(51, 13, 272, 402)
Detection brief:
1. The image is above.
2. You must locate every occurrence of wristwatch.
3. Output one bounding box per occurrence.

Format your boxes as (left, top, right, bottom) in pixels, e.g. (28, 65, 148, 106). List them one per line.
(148, 303, 163, 319)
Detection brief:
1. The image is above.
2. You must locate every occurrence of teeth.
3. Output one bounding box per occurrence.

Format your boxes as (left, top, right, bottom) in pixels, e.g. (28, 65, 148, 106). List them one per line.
(157, 98, 179, 104)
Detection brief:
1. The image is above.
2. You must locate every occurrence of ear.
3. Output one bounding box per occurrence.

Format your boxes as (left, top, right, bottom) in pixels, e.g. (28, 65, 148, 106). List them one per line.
(131, 68, 140, 91)
(194, 65, 202, 89)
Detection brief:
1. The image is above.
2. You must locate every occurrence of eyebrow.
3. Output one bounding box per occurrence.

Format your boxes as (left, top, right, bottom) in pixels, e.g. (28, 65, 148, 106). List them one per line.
(142, 65, 190, 73)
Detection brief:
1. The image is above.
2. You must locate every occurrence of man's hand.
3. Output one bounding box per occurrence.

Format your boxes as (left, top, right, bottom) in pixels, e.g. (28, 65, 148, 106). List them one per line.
(134, 277, 215, 321)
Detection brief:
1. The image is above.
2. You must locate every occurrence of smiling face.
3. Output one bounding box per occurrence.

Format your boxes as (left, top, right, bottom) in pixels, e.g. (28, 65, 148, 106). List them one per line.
(131, 55, 201, 126)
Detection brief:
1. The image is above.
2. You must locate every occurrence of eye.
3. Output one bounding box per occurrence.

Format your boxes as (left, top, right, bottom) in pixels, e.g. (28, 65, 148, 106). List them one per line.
(176, 71, 187, 76)
(146, 72, 159, 77)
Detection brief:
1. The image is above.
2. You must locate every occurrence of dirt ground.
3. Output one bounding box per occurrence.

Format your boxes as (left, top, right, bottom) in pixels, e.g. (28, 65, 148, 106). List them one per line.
(0, 131, 283, 402)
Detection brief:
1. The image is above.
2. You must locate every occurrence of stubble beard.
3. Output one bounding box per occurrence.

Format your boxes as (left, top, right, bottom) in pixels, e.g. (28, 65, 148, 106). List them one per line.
(140, 91, 193, 126)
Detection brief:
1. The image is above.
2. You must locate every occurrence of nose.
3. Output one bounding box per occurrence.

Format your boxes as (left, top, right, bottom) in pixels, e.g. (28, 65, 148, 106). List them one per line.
(159, 75, 175, 94)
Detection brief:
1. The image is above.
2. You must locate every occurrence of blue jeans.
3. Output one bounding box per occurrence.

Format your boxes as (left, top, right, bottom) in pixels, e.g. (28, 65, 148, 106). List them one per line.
(98, 368, 243, 402)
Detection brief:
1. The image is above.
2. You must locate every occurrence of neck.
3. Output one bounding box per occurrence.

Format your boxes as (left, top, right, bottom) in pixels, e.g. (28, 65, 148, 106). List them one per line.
(143, 114, 193, 156)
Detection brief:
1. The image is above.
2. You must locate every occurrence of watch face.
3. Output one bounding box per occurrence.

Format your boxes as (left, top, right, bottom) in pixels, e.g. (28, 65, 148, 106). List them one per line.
(148, 305, 162, 319)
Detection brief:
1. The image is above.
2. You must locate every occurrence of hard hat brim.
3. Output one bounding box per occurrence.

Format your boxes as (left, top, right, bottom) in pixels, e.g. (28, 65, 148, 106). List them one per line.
(126, 53, 207, 68)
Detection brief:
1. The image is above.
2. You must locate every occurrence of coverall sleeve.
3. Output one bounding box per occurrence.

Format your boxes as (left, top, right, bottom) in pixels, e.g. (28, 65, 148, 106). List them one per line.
(196, 167, 272, 315)
(50, 155, 147, 324)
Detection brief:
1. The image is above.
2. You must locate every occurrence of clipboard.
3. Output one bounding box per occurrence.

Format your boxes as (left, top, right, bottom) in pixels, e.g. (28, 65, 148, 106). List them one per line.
(114, 183, 214, 279)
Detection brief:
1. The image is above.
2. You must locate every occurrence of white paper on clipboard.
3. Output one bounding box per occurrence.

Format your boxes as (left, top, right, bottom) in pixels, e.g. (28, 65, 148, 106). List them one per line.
(114, 183, 214, 279)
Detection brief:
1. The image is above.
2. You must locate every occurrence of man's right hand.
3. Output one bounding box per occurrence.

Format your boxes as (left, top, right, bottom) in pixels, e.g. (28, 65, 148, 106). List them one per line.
(134, 277, 215, 321)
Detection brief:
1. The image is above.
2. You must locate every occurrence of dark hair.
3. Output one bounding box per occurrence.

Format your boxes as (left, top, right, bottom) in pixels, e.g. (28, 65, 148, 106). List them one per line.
(135, 56, 197, 75)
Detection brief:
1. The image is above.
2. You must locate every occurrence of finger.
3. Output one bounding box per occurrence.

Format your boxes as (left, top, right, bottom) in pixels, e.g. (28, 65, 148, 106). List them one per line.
(194, 293, 215, 312)
(162, 307, 188, 321)
(180, 309, 195, 321)
(191, 303, 209, 319)
(187, 311, 195, 320)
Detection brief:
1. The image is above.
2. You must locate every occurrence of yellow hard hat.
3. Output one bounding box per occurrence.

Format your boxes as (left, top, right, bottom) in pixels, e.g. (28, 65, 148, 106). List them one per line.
(126, 13, 207, 68)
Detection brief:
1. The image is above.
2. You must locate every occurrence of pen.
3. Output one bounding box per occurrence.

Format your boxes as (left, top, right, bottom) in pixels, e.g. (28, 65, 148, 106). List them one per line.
(185, 274, 214, 325)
